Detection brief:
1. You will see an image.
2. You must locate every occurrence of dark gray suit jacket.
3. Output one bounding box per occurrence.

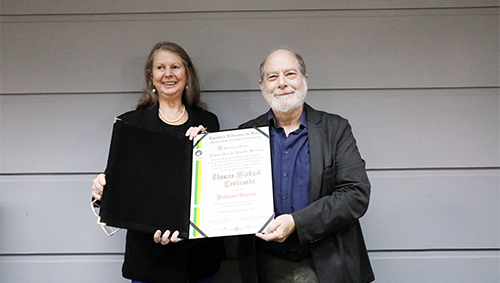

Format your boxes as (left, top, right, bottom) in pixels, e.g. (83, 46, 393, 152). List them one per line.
(238, 103, 374, 283)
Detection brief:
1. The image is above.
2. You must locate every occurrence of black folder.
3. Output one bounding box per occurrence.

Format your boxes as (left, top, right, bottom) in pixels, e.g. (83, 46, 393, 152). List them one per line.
(99, 119, 192, 238)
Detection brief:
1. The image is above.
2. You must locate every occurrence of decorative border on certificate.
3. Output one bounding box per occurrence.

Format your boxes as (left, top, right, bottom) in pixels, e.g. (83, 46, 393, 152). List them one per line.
(189, 127, 274, 238)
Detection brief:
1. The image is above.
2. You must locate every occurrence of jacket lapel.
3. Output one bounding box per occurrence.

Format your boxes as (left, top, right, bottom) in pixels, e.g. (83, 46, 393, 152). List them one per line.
(305, 104, 324, 203)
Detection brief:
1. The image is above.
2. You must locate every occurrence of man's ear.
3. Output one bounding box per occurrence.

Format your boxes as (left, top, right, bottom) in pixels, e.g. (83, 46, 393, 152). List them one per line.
(259, 80, 264, 91)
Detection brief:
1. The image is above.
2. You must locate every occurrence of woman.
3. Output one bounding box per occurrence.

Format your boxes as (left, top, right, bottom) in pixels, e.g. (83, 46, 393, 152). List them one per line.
(91, 41, 225, 283)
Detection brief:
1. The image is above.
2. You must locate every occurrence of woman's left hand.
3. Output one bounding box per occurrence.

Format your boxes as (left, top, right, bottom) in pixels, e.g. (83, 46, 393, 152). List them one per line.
(185, 125, 208, 140)
(154, 230, 184, 245)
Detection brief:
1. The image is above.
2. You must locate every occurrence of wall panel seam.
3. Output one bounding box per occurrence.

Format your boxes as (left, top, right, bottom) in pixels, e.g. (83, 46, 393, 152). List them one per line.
(370, 248, 500, 253)
(2, 6, 499, 17)
(1, 86, 499, 96)
(1, 167, 499, 176)
(2, 248, 499, 257)
(0, 253, 124, 257)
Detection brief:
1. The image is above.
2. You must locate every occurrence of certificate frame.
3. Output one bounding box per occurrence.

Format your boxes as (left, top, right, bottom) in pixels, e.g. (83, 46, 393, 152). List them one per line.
(98, 121, 274, 239)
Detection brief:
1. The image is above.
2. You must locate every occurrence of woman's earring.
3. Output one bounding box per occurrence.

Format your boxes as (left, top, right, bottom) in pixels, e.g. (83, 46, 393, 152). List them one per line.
(152, 86, 156, 93)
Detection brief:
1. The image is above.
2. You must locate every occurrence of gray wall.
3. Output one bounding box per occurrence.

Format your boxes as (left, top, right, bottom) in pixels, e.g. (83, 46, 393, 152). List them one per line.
(1, 1, 499, 282)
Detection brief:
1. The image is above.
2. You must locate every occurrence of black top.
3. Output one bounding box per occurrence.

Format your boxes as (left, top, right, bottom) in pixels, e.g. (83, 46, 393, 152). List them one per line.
(106, 105, 225, 283)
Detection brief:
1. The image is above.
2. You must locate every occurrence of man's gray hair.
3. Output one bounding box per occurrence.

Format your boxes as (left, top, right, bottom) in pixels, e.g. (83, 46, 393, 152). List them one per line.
(259, 48, 307, 81)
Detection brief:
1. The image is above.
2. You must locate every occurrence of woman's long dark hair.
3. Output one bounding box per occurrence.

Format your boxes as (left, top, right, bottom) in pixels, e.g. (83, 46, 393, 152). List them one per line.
(137, 41, 204, 109)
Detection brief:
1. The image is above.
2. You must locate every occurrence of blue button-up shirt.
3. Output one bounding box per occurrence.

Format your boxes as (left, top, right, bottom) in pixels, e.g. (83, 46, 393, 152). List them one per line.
(268, 108, 311, 216)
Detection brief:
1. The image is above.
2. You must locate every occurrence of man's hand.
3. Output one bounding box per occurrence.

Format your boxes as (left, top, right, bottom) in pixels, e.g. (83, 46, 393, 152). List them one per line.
(256, 214, 295, 243)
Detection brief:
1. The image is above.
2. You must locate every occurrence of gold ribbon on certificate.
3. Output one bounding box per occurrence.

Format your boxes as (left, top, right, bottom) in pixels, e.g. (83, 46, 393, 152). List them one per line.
(189, 127, 274, 238)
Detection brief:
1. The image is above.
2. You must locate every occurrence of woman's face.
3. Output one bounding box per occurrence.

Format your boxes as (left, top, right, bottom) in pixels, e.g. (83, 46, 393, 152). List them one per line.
(150, 50, 187, 101)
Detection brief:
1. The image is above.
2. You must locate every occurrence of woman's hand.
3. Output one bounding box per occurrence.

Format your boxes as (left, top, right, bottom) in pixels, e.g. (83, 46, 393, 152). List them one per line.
(154, 230, 184, 245)
(92, 173, 106, 200)
(185, 125, 208, 141)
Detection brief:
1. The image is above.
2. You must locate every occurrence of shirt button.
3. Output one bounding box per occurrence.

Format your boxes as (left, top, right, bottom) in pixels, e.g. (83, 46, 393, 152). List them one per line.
(283, 196, 288, 200)
(283, 173, 288, 177)
(284, 151, 289, 155)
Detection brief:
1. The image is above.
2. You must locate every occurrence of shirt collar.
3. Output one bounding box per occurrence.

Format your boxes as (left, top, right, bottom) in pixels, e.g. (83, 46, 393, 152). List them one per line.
(267, 106, 307, 130)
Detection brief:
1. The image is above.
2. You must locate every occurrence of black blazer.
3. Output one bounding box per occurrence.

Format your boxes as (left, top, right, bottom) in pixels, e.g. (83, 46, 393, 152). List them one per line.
(238, 104, 374, 283)
(110, 105, 225, 283)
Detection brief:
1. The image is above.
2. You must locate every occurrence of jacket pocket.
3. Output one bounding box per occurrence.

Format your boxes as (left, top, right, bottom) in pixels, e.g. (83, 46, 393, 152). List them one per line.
(321, 164, 336, 194)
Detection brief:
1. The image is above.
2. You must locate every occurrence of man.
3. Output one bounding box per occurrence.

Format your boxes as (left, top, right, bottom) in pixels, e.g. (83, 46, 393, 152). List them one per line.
(237, 49, 374, 283)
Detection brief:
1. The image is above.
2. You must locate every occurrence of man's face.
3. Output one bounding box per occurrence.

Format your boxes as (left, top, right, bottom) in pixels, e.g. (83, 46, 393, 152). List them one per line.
(260, 50, 308, 113)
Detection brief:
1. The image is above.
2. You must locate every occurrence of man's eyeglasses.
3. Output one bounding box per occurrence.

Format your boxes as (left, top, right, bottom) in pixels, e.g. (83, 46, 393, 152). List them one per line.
(91, 199, 122, 236)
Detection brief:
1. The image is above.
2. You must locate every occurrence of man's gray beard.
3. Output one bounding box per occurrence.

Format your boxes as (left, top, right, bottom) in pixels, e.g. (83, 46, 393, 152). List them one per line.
(263, 83, 308, 113)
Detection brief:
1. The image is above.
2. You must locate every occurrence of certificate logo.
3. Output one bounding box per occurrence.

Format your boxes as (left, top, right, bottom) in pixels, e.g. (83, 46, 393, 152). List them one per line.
(195, 150, 203, 157)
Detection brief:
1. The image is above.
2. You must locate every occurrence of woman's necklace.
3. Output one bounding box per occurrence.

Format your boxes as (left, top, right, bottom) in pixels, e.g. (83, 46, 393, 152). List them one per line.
(159, 105, 186, 123)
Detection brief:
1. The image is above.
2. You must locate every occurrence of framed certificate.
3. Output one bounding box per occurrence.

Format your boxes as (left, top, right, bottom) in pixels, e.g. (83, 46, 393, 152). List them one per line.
(98, 120, 274, 239)
(189, 127, 275, 239)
